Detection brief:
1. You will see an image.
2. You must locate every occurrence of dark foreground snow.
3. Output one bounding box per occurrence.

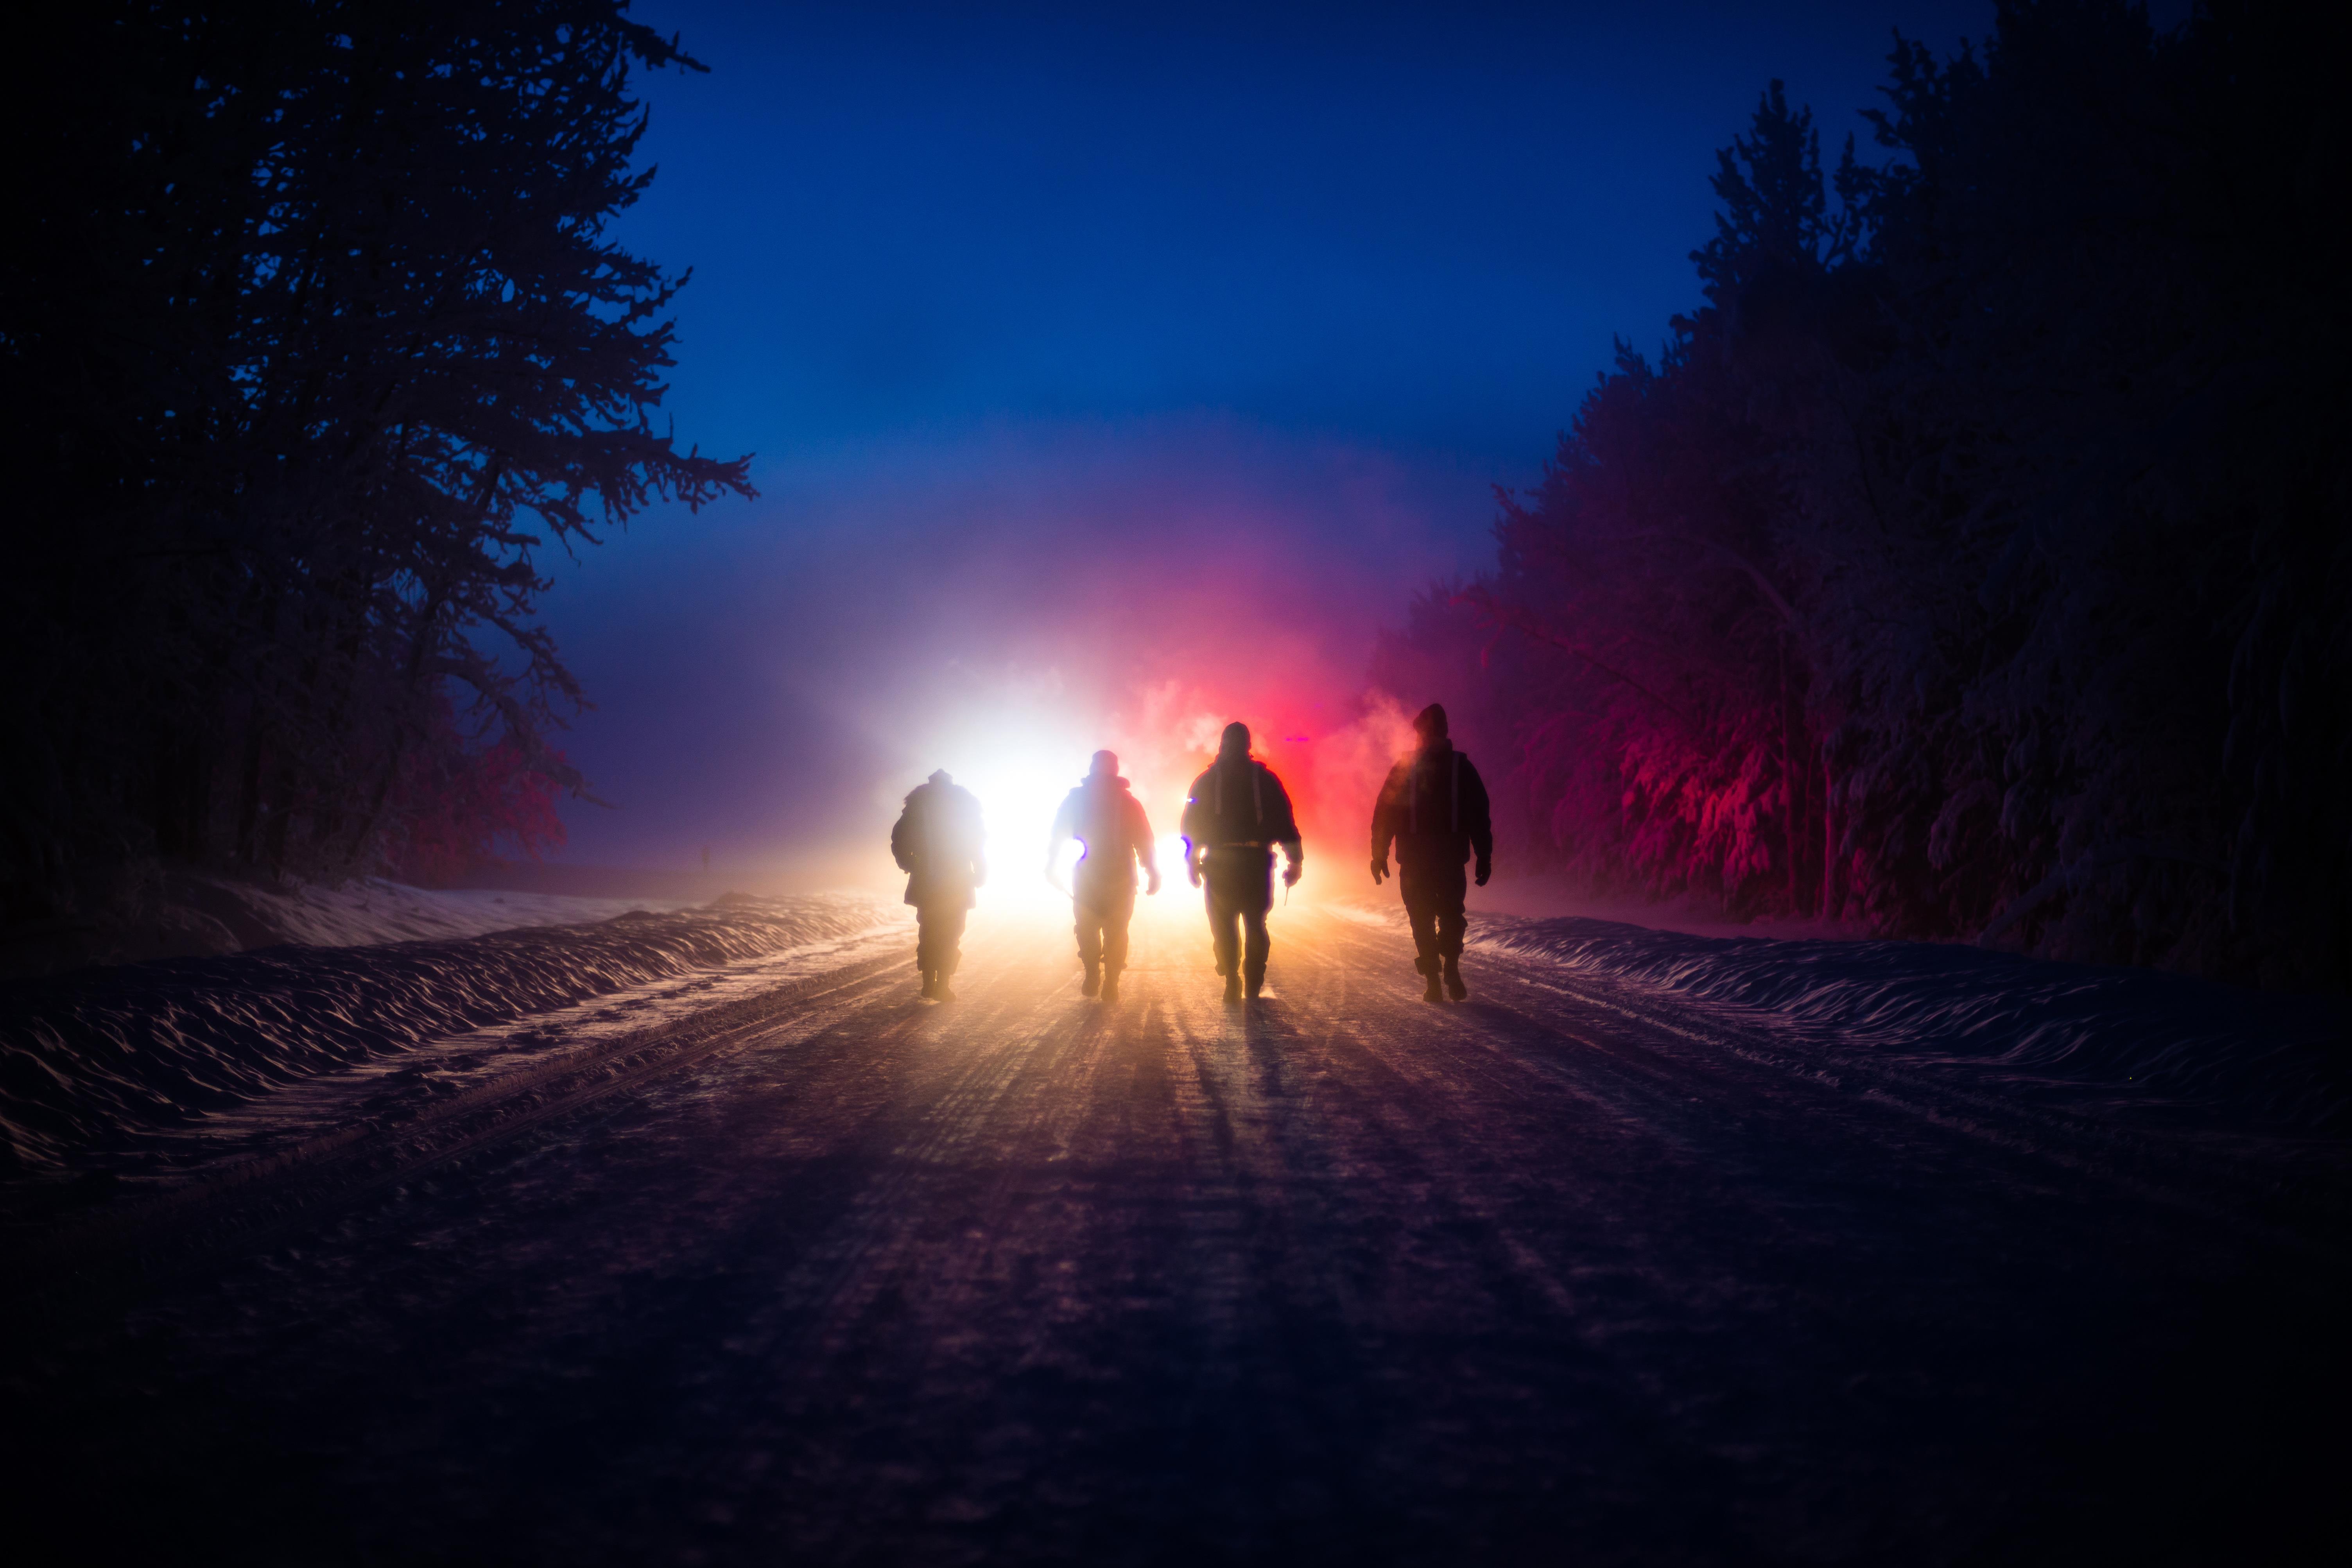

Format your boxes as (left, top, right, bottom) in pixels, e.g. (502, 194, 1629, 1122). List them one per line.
(1, 903, 2341, 1566)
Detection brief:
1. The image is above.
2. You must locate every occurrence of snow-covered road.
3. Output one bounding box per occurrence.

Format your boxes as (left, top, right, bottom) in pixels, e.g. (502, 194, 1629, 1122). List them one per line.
(4, 901, 2344, 1564)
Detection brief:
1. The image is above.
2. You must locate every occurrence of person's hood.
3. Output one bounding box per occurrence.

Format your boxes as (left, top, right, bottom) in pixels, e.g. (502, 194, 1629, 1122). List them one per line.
(907, 771, 964, 805)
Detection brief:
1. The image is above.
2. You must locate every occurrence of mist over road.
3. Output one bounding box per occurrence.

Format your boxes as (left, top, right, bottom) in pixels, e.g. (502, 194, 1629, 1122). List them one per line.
(7, 904, 2341, 1565)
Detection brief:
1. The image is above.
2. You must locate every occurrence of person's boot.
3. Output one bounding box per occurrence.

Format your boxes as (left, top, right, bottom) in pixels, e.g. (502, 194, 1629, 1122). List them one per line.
(1245, 973, 1264, 1001)
(1082, 962, 1101, 998)
(920, 970, 936, 999)
(1223, 971, 1242, 1005)
(1415, 955, 1443, 1003)
(1444, 954, 1467, 1002)
(935, 980, 957, 1001)
(1101, 970, 1121, 1003)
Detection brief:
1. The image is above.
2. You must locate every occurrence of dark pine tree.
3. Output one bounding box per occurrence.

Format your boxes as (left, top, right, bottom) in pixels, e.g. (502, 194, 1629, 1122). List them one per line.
(1400, 0, 2351, 988)
(0, 1, 753, 927)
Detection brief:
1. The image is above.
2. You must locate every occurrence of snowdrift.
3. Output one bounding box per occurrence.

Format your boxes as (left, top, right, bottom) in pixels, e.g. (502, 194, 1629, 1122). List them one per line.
(0, 893, 896, 1170)
(1479, 916, 2350, 1132)
(0, 870, 720, 980)
(168, 874, 707, 950)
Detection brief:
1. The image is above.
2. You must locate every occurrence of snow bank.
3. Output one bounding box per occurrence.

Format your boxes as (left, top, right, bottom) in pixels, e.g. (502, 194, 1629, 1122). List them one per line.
(171, 874, 704, 950)
(1479, 917, 2350, 1132)
(1, 871, 719, 981)
(0, 893, 898, 1170)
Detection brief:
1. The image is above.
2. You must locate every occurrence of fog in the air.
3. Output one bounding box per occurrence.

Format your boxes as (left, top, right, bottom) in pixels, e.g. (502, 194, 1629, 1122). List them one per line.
(543, 415, 1479, 883)
(532, 0, 2003, 889)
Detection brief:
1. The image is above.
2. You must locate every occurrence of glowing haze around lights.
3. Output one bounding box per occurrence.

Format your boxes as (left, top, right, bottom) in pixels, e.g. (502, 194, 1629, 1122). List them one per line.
(884, 675, 1422, 916)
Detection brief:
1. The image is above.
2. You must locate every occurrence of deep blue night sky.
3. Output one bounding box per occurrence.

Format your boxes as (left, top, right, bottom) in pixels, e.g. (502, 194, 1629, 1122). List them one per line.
(540, 0, 2002, 875)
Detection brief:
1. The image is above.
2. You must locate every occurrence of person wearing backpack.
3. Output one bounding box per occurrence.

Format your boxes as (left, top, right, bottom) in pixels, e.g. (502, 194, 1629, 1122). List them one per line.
(1180, 721, 1303, 1004)
(890, 769, 987, 1000)
(1371, 704, 1492, 1002)
(1047, 750, 1162, 1002)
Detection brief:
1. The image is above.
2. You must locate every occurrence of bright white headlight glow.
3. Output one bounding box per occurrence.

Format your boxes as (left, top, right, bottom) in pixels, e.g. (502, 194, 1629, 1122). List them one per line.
(909, 702, 1096, 915)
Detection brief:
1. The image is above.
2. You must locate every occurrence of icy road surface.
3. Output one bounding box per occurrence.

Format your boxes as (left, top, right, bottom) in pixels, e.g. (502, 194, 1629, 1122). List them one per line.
(4, 900, 2343, 1565)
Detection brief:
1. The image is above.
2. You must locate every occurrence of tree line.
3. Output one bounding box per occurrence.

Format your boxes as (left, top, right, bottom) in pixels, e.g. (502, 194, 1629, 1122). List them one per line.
(1379, 0, 2348, 987)
(1, 0, 749, 926)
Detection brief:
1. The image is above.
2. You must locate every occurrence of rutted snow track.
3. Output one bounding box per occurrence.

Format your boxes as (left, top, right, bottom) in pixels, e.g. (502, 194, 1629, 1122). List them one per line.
(5, 942, 910, 1296)
(2, 902, 2343, 1566)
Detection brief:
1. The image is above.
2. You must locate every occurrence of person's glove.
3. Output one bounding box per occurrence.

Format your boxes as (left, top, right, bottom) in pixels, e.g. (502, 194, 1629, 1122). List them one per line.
(1186, 859, 1203, 889)
(1475, 856, 1492, 887)
(1282, 858, 1303, 889)
(1370, 855, 1388, 885)
(1146, 868, 1163, 896)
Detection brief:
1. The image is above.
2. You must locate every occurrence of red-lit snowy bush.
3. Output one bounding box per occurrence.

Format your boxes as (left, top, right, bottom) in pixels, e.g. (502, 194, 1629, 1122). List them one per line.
(377, 700, 569, 887)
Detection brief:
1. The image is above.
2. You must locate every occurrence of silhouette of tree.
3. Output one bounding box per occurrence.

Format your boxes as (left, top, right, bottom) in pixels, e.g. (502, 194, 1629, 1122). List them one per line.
(1692, 79, 1858, 301)
(1, 1, 751, 920)
(1405, 0, 2350, 987)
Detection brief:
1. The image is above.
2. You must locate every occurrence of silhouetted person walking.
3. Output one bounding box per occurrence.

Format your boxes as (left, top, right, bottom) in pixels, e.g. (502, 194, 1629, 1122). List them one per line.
(1181, 722, 1302, 1004)
(1371, 704, 1492, 1002)
(1048, 750, 1162, 1002)
(891, 769, 986, 1000)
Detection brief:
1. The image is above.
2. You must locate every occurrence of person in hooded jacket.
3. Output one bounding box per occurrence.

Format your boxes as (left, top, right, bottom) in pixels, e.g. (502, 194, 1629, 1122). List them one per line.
(1371, 703, 1492, 1002)
(1047, 749, 1162, 1002)
(890, 768, 986, 1000)
(1180, 722, 1302, 1003)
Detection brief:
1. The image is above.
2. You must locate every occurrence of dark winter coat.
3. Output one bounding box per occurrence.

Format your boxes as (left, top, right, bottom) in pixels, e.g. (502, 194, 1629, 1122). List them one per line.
(1181, 755, 1301, 859)
(891, 780, 986, 909)
(1051, 776, 1157, 901)
(1372, 740, 1493, 869)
